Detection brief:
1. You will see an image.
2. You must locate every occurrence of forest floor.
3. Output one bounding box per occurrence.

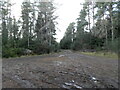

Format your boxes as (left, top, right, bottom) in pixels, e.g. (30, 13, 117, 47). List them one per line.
(2, 50, 118, 89)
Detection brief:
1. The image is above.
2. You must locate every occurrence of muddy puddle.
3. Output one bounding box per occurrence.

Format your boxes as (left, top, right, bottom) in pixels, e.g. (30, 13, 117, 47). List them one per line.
(62, 80, 82, 89)
(53, 61, 66, 66)
(59, 55, 65, 57)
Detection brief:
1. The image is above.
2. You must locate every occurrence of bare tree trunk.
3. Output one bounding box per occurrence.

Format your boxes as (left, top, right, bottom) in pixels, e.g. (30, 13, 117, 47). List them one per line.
(92, 1, 94, 27)
(88, 3, 91, 33)
(109, 3, 114, 41)
(88, 2, 91, 49)
(104, 13, 108, 48)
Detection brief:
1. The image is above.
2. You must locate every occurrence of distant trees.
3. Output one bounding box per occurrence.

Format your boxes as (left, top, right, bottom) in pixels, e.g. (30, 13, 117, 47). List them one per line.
(60, 22, 75, 49)
(60, 1, 119, 53)
(1, 0, 59, 58)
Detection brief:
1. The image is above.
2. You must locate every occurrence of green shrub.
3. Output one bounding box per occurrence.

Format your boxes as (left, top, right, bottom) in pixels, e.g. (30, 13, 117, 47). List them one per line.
(2, 48, 16, 58)
(2, 47, 25, 58)
(106, 38, 119, 53)
(32, 42, 50, 54)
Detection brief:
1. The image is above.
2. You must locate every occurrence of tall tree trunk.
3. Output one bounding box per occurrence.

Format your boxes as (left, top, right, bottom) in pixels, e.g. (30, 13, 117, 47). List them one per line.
(92, 1, 94, 27)
(88, 3, 91, 33)
(103, 13, 108, 48)
(88, 2, 91, 49)
(109, 3, 114, 41)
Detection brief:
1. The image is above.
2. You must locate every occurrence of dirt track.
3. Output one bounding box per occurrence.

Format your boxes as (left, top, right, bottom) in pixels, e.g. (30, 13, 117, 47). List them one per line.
(2, 50, 118, 89)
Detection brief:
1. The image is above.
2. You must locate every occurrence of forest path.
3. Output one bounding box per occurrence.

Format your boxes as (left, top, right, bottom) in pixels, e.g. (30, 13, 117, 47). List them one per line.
(2, 50, 118, 88)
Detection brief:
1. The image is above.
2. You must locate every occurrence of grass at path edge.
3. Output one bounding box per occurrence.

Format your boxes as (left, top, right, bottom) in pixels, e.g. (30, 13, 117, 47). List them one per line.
(81, 51, 118, 59)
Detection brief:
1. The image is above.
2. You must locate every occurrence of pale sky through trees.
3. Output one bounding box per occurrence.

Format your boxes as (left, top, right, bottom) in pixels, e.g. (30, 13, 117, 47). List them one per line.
(10, 0, 84, 42)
